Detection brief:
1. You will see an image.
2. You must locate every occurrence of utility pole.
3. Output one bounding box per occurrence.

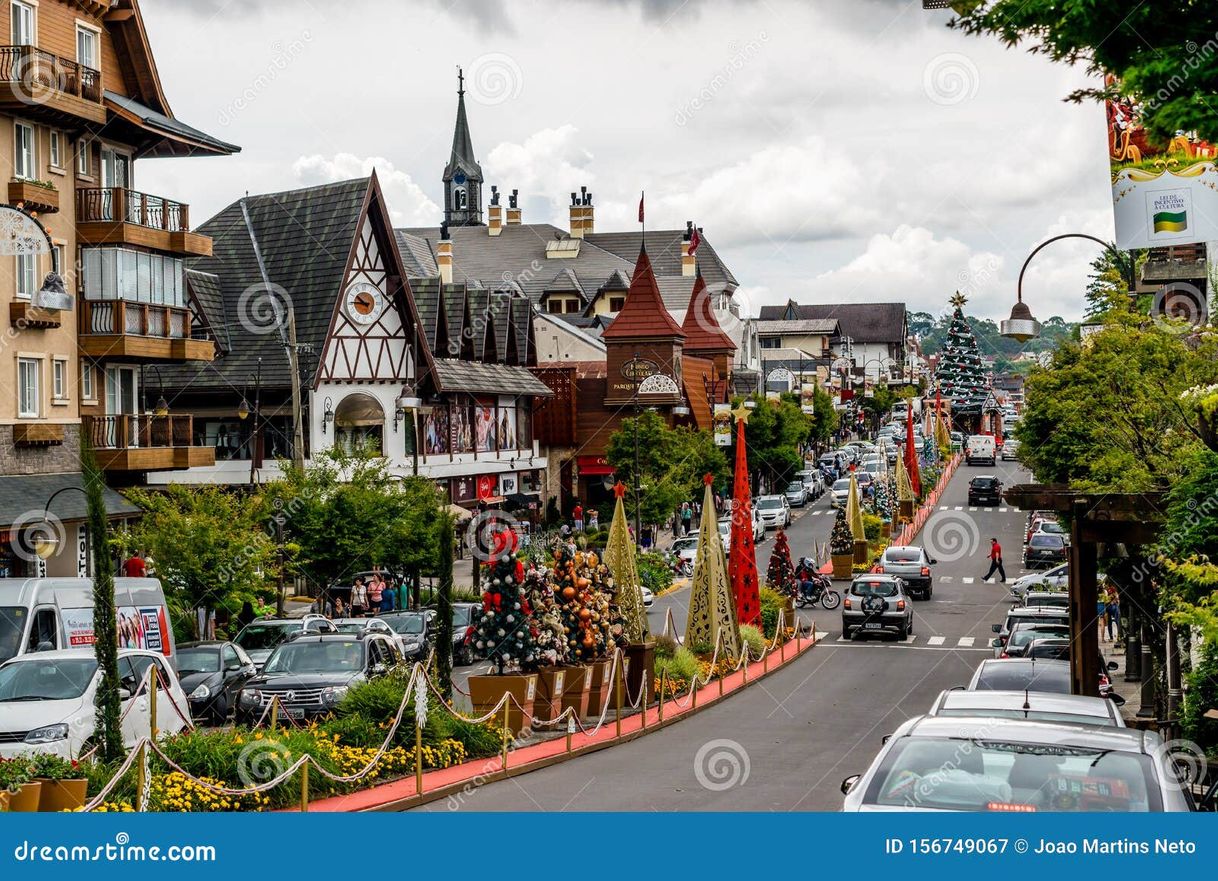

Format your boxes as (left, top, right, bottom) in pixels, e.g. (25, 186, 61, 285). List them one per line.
(287, 311, 306, 471)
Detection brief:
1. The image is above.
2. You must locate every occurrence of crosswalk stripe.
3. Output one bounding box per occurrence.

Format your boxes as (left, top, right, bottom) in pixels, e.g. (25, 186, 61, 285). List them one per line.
(939, 506, 948, 511)
(940, 576, 954, 583)
(928, 636, 946, 646)
(962, 577, 975, 584)
(958, 637, 975, 647)
(969, 507, 978, 512)
(999, 508, 1008, 513)
(954, 506, 963, 511)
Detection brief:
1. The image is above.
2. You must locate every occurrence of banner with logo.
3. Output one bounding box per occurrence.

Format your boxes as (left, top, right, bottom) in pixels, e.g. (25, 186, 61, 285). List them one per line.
(1107, 78, 1218, 249)
(800, 383, 816, 414)
(713, 403, 732, 446)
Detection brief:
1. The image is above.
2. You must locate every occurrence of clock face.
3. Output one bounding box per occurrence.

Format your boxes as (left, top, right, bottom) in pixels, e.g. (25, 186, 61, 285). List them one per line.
(344, 282, 385, 325)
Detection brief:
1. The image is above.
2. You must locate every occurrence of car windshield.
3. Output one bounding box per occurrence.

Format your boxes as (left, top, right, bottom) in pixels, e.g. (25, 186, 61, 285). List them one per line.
(1038, 523, 1066, 534)
(453, 607, 476, 628)
(718, 522, 730, 535)
(864, 736, 1158, 811)
(263, 640, 365, 674)
(1030, 535, 1065, 549)
(785, 483, 803, 493)
(833, 480, 851, 492)
(1008, 625, 1071, 648)
(756, 498, 783, 510)
(934, 708, 1110, 726)
(235, 622, 297, 651)
(335, 623, 367, 634)
(673, 538, 698, 552)
(852, 580, 898, 598)
(1026, 642, 1070, 660)
(972, 478, 998, 488)
(1025, 594, 1069, 608)
(0, 606, 26, 663)
(384, 615, 426, 635)
(176, 648, 221, 674)
(974, 663, 1070, 693)
(0, 657, 97, 701)
(885, 549, 921, 563)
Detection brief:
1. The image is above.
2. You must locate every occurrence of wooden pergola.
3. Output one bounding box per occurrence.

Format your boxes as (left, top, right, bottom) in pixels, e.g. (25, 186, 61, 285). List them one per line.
(1003, 484, 1166, 699)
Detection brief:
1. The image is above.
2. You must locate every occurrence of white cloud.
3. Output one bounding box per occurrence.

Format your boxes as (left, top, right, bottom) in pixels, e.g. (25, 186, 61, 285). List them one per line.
(483, 126, 597, 223)
(292, 153, 440, 226)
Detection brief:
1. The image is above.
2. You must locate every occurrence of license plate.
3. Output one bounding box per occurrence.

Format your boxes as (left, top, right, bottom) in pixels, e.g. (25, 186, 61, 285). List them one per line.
(283, 707, 304, 719)
(864, 622, 883, 630)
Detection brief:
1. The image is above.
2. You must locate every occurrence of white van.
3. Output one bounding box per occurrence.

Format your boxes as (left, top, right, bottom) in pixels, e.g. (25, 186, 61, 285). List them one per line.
(0, 578, 176, 667)
(966, 434, 997, 466)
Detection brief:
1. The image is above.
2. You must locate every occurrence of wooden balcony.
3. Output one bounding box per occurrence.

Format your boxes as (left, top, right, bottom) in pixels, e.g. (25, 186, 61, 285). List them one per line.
(0, 45, 105, 124)
(76, 187, 213, 256)
(82, 414, 215, 472)
(78, 299, 216, 363)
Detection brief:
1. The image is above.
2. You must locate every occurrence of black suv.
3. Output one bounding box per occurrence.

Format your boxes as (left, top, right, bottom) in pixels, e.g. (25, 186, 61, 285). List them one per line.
(967, 475, 1003, 506)
(235, 632, 400, 723)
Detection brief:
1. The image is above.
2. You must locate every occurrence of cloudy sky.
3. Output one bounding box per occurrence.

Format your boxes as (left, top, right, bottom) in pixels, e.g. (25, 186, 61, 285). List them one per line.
(138, 0, 1116, 322)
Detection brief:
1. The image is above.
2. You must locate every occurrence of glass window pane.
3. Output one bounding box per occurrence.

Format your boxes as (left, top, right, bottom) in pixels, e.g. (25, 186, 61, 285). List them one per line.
(150, 255, 163, 304)
(136, 252, 151, 302)
(119, 250, 137, 301)
(102, 249, 117, 299)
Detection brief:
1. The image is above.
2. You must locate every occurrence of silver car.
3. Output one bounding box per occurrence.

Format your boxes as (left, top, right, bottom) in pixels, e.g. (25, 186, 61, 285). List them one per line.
(784, 481, 809, 508)
(876, 545, 936, 600)
(842, 575, 913, 641)
(841, 716, 1194, 811)
(925, 689, 1125, 727)
(755, 495, 791, 529)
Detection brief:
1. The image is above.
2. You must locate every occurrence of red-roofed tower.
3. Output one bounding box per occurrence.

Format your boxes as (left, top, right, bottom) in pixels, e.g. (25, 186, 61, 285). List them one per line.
(603, 246, 686, 406)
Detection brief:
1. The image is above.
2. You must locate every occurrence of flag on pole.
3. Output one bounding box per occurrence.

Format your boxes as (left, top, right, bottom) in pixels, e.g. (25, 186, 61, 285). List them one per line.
(638, 192, 645, 224)
(689, 224, 701, 255)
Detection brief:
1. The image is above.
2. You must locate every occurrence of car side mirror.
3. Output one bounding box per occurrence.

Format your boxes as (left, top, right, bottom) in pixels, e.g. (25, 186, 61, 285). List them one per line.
(117, 687, 132, 701)
(929, 558, 938, 566)
(991, 623, 1002, 633)
(841, 774, 861, 795)
(1107, 692, 1126, 706)
(990, 638, 1002, 648)
(225, 663, 243, 672)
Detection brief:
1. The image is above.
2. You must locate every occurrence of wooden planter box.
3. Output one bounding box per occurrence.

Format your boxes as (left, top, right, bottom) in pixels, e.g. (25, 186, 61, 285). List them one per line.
(36, 778, 87, 812)
(9, 179, 59, 214)
(534, 667, 567, 724)
(467, 673, 538, 736)
(625, 642, 656, 707)
(586, 658, 613, 717)
(853, 539, 870, 566)
(831, 554, 854, 580)
(880, 521, 891, 539)
(783, 596, 796, 632)
(0, 790, 8, 812)
(560, 665, 591, 719)
(898, 499, 915, 522)
(8, 781, 41, 812)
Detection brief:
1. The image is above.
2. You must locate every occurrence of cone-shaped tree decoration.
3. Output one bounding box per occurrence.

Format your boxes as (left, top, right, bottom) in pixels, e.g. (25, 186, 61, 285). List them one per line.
(685, 474, 741, 658)
(523, 561, 566, 666)
(472, 528, 539, 673)
(935, 292, 989, 420)
(728, 405, 762, 626)
(895, 456, 915, 503)
(603, 481, 649, 644)
(846, 472, 866, 542)
(766, 527, 797, 594)
(872, 479, 893, 523)
(934, 404, 952, 459)
(830, 506, 855, 556)
(904, 406, 922, 498)
(550, 545, 622, 662)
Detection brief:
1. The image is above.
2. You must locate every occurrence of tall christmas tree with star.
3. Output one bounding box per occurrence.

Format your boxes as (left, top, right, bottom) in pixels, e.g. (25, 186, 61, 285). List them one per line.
(728, 403, 762, 627)
(935, 292, 989, 429)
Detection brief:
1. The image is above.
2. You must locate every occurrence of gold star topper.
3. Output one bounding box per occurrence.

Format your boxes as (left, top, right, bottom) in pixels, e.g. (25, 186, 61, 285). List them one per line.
(731, 403, 751, 424)
(949, 291, 968, 309)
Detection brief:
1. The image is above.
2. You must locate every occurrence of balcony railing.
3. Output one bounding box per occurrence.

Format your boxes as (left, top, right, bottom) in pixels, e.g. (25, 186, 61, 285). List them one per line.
(80, 299, 191, 339)
(0, 45, 102, 103)
(83, 414, 196, 451)
(77, 188, 191, 232)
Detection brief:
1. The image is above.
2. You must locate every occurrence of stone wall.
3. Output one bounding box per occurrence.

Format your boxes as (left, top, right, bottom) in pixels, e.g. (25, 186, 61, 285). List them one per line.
(0, 424, 82, 475)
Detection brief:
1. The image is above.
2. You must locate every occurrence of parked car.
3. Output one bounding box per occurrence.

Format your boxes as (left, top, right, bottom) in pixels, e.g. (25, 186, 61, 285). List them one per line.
(783, 481, 809, 508)
(876, 545, 935, 599)
(970, 657, 1071, 693)
(640, 586, 654, 608)
(1020, 591, 1070, 610)
(755, 495, 791, 529)
(965, 434, 997, 465)
(841, 716, 1191, 811)
(1024, 533, 1068, 568)
(854, 471, 875, 494)
(1001, 438, 1021, 461)
(925, 689, 1125, 728)
(794, 469, 825, 499)
(377, 611, 432, 660)
(333, 616, 405, 655)
(176, 640, 257, 724)
(1022, 641, 1123, 699)
(1009, 562, 1069, 597)
(449, 603, 483, 666)
(234, 615, 337, 669)
(717, 519, 732, 553)
(1024, 510, 1059, 543)
(1029, 519, 1068, 540)
(0, 648, 190, 759)
(999, 622, 1071, 658)
(967, 475, 1003, 506)
(842, 575, 913, 641)
(949, 431, 964, 452)
(236, 633, 400, 724)
(830, 478, 851, 508)
(992, 607, 1070, 654)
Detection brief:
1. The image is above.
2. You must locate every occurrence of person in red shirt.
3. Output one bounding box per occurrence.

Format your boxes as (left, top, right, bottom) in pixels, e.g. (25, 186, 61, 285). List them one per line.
(982, 537, 1006, 583)
(572, 502, 584, 533)
(122, 550, 147, 578)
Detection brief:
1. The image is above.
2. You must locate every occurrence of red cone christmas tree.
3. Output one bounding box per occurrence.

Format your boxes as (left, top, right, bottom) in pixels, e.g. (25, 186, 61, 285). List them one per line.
(728, 404, 762, 626)
(766, 528, 797, 595)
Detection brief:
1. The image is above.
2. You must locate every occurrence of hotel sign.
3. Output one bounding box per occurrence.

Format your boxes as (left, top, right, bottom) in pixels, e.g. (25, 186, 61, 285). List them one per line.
(621, 358, 658, 381)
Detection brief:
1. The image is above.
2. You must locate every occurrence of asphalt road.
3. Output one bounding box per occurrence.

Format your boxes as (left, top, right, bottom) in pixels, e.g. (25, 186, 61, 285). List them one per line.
(422, 456, 1039, 811)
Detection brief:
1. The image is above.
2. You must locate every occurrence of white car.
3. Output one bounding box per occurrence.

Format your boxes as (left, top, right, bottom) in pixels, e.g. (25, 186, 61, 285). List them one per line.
(755, 495, 791, 529)
(717, 519, 732, 553)
(830, 478, 852, 508)
(671, 537, 699, 568)
(641, 586, 654, 608)
(0, 648, 190, 759)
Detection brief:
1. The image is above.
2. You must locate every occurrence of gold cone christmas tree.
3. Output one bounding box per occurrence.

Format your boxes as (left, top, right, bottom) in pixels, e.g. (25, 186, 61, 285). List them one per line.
(895, 456, 915, 503)
(603, 481, 649, 644)
(685, 474, 741, 658)
(846, 472, 866, 542)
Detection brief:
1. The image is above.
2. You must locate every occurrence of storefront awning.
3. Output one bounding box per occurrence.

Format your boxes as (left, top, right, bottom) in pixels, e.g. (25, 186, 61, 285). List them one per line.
(577, 456, 615, 477)
(0, 473, 141, 528)
(431, 359, 555, 397)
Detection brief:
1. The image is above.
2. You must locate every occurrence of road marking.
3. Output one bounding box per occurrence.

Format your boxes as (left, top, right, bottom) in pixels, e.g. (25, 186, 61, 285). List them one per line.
(954, 506, 963, 511)
(827, 641, 991, 653)
(940, 576, 954, 583)
(962, 577, 975, 584)
(969, 507, 978, 512)
(958, 637, 976, 647)
(810, 510, 823, 516)
(939, 506, 948, 510)
(927, 636, 946, 646)
(999, 507, 1009, 513)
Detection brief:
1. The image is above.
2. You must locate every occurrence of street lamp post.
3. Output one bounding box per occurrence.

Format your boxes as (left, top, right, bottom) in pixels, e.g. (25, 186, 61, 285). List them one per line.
(237, 357, 263, 485)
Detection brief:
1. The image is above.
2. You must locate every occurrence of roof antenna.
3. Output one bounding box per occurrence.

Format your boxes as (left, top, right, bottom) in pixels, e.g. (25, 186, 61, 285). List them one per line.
(1023, 688, 1031, 711)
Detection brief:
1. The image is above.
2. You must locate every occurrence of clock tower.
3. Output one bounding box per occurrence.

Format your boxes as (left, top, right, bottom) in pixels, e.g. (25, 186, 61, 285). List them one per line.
(443, 68, 484, 227)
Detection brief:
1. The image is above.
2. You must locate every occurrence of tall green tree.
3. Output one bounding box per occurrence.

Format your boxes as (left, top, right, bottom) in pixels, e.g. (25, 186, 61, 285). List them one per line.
(82, 440, 123, 762)
(433, 512, 455, 699)
(740, 395, 813, 492)
(808, 384, 840, 449)
(947, 1, 1218, 143)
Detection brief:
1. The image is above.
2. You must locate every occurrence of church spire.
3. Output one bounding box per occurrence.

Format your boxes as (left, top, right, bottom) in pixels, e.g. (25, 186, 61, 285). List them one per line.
(444, 67, 484, 226)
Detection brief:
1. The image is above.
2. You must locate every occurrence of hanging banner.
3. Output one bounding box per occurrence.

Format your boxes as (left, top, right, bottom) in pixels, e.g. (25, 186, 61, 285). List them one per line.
(800, 383, 816, 414)
(713, 403, 732, 446)
(1107, 77, 1218, 249)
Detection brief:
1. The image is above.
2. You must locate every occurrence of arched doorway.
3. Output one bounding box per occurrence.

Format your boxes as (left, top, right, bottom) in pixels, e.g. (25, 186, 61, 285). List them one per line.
(334, 393, 385, 455)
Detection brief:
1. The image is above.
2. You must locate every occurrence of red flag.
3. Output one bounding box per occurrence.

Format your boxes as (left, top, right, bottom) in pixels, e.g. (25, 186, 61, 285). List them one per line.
(689, 225, 701, 255)
(638, 192, 645, 224)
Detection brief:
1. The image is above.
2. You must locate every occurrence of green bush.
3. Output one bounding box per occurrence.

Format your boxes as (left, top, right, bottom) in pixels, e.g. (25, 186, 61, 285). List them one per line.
(759, 586, 786, 638)
(1183, 644, 1218, 757)
(739, 624, 767, 658)
(316, 714, 383, 749)
(655, 646, 700, 683)
(637, 551, 675, 596)
(863, 513, 883, 543)
(652, 633, 680, 660)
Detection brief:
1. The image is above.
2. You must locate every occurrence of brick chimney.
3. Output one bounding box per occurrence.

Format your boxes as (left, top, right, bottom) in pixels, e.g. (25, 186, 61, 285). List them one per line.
(681, 221, 696, 277)
(569, 186, 594, 238)
(487, 186, 503, 237)
(437, 222, 453, 284)
(506, 189, 522, 225)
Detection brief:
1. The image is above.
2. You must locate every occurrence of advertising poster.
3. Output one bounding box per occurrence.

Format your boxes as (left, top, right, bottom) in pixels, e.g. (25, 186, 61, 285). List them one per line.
(800, 383, 816, 414)
(475, 399, 496, 452)
(63, 605, 170, 656)
(1107, 76, 1218, 249)
(423, 406, 449, 455)
(713, 403, 732, 446)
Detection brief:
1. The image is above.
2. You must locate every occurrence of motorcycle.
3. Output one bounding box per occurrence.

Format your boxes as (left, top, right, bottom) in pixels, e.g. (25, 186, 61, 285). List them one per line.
(795, 572, 841, 610)
(664, 551, 693, 578)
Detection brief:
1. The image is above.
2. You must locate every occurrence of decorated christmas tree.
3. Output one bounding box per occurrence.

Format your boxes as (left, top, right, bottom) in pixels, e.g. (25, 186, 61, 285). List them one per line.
(727, 404, 762, 627)
(472, 529, 539, 673)
(522, 562, 566, 666)
(766, 528, 797, 594)
(846, 472, 866, 543)
(872, 480, 893, 523)
(935, 292, 989, 422)
(686, 474, 741, 658)
(551, 546, 623, 663)
(830, 507, 854, 556)
(602, 482, 649, 645)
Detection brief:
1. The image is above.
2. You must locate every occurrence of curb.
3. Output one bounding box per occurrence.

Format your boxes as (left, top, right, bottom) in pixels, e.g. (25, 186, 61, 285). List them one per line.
(293, 633, 819, 813)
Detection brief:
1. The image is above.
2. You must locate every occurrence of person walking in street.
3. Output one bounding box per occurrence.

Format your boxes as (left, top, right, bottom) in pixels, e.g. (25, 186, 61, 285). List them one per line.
(572, 501, 584, 532)
(1105, 585, 1120, 641)
(981, 537, 1006, 583)
(681, 502, 693, 536)
(350, 577, 368, 618)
